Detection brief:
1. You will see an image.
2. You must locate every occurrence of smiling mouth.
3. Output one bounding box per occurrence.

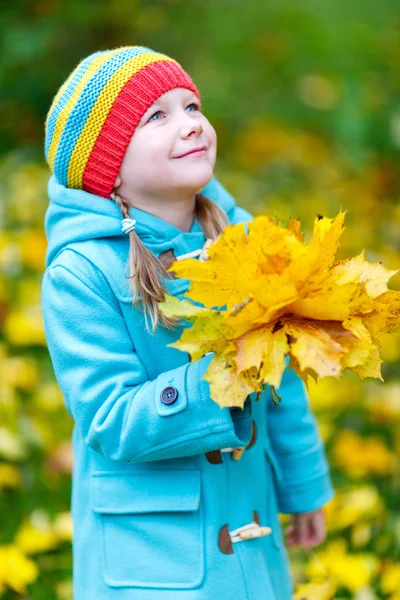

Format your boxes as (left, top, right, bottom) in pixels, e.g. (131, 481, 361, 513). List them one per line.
(176, 148, 207, 158)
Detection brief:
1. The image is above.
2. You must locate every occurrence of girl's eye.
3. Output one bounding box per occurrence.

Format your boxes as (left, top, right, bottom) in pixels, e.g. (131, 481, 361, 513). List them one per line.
(187, 102, 201, 112)
(148, 102, 201, 122)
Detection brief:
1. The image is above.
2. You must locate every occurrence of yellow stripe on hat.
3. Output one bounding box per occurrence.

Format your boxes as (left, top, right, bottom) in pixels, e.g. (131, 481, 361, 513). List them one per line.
(47, 49, 121, 171)
(45, 60, 82, 140)
(67, 52, 177, 189)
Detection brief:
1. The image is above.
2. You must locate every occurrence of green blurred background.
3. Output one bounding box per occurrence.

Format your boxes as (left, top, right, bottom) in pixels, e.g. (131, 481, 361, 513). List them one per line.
(1, 1, 400, 598)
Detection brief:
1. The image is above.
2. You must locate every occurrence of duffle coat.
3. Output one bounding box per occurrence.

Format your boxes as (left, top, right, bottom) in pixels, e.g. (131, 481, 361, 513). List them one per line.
(41, 174, 335, 599)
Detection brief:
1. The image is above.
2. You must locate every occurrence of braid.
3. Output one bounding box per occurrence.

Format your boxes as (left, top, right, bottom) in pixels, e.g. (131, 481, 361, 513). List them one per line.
(111, 190, 130, 220)
(111, 190, 179, 334)
(110, 190, 229, 334)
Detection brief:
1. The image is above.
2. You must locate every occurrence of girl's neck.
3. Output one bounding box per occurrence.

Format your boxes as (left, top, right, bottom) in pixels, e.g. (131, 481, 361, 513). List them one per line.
(123, 190, 198, 233)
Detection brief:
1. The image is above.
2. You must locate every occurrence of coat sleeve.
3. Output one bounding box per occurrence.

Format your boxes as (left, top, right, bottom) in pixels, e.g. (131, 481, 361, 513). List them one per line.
(267, 358, 335, 514)
(41, 258, 253, 464)
(225, 201, 335, 514)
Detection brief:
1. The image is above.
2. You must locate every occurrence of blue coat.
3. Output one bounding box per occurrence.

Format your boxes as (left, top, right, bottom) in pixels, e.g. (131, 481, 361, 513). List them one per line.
(41, 174, 335, 600)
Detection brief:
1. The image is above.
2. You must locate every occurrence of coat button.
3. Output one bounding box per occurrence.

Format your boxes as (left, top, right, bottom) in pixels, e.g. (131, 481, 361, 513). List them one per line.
(161, 386, 178, 405)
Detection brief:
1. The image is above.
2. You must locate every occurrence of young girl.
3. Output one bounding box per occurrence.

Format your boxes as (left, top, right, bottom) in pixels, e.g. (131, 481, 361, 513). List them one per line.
(41, 46, 335, 600)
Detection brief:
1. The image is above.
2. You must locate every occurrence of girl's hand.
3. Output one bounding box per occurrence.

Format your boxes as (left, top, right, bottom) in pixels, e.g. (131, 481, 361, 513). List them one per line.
(284, 508, 326, 548)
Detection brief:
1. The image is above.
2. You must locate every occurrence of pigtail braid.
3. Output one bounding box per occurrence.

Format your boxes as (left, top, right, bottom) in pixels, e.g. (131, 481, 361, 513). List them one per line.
(111, 190, 230, 334)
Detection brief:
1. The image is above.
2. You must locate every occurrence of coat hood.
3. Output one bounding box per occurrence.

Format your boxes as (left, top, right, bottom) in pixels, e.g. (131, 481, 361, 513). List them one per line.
(44, 174, 237, 268)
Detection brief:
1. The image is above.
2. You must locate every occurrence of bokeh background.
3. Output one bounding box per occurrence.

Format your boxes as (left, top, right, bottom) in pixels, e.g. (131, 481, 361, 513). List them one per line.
(1, 1, 400, 598)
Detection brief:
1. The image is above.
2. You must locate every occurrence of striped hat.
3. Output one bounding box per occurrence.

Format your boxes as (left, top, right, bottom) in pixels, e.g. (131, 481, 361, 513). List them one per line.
(44, 46, 201, 199)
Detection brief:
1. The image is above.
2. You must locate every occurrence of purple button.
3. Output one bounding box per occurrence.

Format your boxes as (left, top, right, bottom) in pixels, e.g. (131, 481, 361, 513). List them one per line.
(161, 386, 178, 405)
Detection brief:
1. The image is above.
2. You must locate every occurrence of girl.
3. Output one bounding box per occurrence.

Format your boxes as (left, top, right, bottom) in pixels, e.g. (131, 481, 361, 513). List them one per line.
(41, 46, 335, 600)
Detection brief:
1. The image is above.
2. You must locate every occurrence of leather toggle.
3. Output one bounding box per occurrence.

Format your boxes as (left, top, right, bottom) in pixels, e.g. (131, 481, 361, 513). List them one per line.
(218, 510, 272, 555)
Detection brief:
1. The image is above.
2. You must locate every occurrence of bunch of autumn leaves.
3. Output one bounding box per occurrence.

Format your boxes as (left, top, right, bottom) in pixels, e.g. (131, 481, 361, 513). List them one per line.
(159, 210, 400, 409)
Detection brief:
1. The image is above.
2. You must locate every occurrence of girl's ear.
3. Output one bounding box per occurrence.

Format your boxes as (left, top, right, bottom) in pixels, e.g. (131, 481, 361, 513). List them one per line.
(114, 175, 122, 189)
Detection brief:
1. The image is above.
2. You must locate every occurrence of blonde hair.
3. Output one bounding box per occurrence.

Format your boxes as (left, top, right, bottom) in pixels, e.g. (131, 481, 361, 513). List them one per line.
(111, 190, 229, 334)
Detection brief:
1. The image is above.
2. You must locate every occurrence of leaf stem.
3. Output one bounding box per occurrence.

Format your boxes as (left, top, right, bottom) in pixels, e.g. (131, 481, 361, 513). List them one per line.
(269, 385, 282, 406)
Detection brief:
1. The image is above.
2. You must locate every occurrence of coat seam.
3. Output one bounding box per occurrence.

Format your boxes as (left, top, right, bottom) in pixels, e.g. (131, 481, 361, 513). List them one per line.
(133, 423, 238, 461)
(47, 253, 121, 315)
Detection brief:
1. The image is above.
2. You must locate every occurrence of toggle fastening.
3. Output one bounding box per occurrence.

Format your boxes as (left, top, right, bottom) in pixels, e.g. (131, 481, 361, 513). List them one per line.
(229, 521, 272, 543)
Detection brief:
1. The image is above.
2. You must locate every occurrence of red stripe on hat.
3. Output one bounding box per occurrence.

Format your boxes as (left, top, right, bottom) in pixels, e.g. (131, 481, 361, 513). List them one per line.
(82, 60, 200, 198)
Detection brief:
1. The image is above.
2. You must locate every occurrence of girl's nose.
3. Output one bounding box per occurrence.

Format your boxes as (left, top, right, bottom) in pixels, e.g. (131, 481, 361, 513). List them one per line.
(181, 117, 203, 137)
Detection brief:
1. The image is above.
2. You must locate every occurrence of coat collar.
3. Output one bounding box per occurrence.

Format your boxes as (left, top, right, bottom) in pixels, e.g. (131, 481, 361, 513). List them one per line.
(44, 174, 236, 268)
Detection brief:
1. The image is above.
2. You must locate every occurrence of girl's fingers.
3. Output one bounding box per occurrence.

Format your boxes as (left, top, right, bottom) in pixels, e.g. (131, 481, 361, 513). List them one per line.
(286, 536, 299, 546)
(284, 512, 327, 548)
(297, 514, 309, 546)
(299, 511, 326, 547)
(284, 526, 295, 534)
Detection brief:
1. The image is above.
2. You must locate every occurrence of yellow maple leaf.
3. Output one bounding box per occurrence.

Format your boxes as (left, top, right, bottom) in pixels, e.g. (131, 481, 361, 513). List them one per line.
(330, 250, 399, 298)
(363, 290, 400, 338)
(202, 353, 258, 408)
(159, 210, 400, 408)
(236, 322, 289, 388)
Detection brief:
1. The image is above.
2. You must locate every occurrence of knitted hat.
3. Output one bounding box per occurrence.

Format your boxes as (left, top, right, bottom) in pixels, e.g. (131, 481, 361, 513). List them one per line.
(44, 46, 201, 199)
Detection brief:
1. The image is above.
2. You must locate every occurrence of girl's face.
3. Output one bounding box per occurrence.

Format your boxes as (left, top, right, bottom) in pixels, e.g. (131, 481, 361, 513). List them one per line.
(116, 87, 217, 201)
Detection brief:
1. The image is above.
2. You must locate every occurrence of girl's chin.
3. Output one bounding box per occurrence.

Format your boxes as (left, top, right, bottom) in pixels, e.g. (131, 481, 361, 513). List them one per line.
(176, 165, 214, 186)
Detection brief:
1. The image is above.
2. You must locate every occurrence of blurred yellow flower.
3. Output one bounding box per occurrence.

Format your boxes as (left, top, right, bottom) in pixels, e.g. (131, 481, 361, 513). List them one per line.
(15, 522, 59, 555)
(0, 427, 28, 461)
(327, 485, 385, 531)
(306, 539, 380, 593)
(4, 306, 46, 346)
(0, 232, 20, 274)
(308, 375, 361, 413)
(15, 512, 59, 555)
(32, 381, 65, 412)
(0, 379, 18, 420)
(14, 509, 72, 555)
(315, 420, 334, 443)
(17, 229, 47, 271)
(7, 162, 48, 227)
(366, 382, 400, 423)
(320, 495, 337, 528)
(381, 562, 400, 594)
(293, 577, 337, 599)
(16, 277, 42, 306)
(351, 523, 372, 548)
(0, 544, 38, 594)
(333, 430, 398, 477)
(1, 356, 40, 392)
(55, 578, 73, 600)
(53, 512, 73, 542)
(0, 463, 22, 489)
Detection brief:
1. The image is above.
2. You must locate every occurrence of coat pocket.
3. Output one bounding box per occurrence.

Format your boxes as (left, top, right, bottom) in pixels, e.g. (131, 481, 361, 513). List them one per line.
(91, 469, 204, 589)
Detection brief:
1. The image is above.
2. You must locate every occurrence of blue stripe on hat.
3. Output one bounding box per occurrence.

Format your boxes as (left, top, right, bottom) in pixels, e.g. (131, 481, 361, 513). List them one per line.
(54, 46, 152, 186)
